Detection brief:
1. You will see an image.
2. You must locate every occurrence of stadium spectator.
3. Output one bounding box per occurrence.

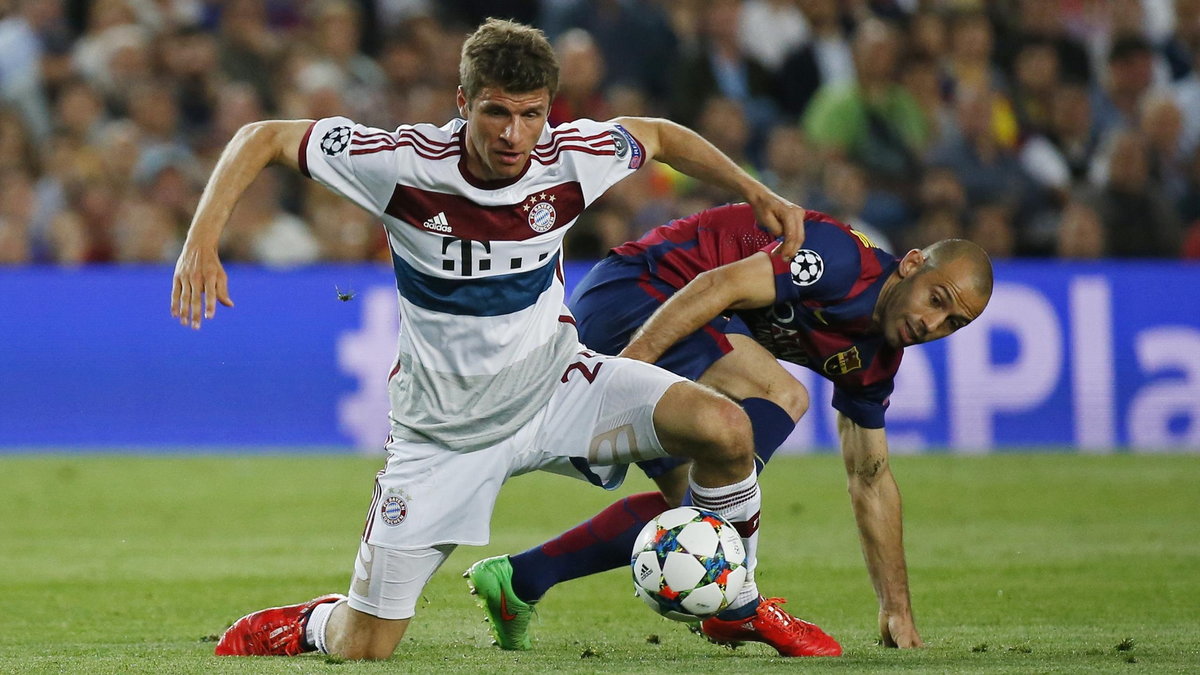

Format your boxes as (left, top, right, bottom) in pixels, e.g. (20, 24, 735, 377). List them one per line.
(539, 0, 677, 98)
(215, 0, 284, 113)
(0, 0, 64, 142)
(816, 158, 894, 253)
(1055, 197, 1107, 259)
(738, 0, 810, 72)
(1090, 35, 1157, 138)
(803, 18, 927, 195)
(178, 18, 827, 661)
(668, 0, 776, 131)
(548, 28, 609, 126)
(774, 0, 855, 119)
(1139, 91, 1188, 203)
(927, 85, 1036, 214)
(1083, 129, 1183, 257)
(967, 202, 1016, 259)
(1019, 82, 1099, 199)
(1009, 37, 1062, 137)
(996, 0, 1092, 87)
(0, 0, 1194, 267)
(760, 124, 815, 207)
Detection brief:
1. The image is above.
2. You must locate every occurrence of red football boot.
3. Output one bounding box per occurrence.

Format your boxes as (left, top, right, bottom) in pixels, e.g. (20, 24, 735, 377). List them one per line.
(701, 597, 842, 657)
(214, 594, 345, 656)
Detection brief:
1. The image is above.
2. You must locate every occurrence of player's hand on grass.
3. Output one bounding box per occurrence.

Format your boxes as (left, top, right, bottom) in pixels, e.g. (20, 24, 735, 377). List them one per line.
(879, 609, 924, 648)
(171, 245, 233, 329)
(746, 190, 806, 261)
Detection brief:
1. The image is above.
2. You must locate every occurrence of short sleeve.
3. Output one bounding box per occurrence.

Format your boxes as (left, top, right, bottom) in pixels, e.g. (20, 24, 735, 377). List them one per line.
(832, 379, 893, 429)
(554, 119, 645, 206)
(763, 219, 865, 306)
(300, 116, 403, 216)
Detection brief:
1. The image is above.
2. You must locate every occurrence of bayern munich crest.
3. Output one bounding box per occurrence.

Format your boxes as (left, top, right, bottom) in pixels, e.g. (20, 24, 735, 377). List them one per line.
(790, 249, 825, 286)
(320, 125, 352, 156)
(380, 495, 408, 526)
(523, 192, 557, 233)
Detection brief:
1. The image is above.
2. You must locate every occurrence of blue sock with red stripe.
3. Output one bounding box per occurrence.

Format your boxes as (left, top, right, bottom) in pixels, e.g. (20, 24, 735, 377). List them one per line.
(507, 398, 796, 607)
(508, 492, 669, 603)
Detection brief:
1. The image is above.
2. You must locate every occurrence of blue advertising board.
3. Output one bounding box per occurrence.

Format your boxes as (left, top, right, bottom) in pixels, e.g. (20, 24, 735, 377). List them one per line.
(1, 262, 1197, 452)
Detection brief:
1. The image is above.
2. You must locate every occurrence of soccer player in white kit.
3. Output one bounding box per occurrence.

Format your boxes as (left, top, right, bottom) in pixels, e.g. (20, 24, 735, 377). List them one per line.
(171, 19, 811, 660)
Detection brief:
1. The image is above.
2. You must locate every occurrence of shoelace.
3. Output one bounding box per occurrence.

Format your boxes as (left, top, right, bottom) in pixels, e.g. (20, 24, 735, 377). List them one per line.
(758, 598, 812, 636)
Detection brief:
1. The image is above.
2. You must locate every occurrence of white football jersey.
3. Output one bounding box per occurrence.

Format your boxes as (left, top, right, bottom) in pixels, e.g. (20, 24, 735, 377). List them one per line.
(301, 115, 646, 450)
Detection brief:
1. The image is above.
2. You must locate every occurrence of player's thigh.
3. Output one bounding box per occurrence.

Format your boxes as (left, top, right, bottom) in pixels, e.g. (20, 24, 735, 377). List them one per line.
(347, 543, 456, 621)
(698, 334, 809, 420)
(531, 351, 687, 470)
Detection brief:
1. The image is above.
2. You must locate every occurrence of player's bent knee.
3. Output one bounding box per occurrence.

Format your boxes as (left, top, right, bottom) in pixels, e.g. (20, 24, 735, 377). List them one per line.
(776, 378, 810, 421)
(656, 385, 753, 466)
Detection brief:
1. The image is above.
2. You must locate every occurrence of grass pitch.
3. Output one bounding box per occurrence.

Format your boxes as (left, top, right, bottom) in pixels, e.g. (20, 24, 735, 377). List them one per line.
(0, 452, 1197, 673)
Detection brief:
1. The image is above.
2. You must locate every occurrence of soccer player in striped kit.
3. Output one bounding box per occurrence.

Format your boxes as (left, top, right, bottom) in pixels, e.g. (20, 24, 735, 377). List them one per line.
(467, 204, 992, 654)
(170, 19, 831, 660)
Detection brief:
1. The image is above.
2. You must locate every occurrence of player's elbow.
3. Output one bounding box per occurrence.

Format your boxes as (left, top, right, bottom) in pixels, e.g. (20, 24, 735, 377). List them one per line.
(234, 120, 306, 168)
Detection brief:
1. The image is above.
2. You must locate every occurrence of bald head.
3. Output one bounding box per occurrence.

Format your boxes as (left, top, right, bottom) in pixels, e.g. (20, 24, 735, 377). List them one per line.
(876, 238, 992, 348)
(922, 238, 994, 300)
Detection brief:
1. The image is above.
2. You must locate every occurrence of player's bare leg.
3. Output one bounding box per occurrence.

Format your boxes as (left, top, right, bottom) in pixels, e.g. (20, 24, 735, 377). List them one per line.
(321, 603, 411, 660)
(698, 335, 809, 422)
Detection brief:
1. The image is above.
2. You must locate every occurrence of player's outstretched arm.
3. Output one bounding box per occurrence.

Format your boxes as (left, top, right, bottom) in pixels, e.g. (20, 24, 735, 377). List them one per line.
(837, 413, 924, 648)
(620, 252, 777, 364)
(171, 120, 313, 329)
(612, 116, 806, 259)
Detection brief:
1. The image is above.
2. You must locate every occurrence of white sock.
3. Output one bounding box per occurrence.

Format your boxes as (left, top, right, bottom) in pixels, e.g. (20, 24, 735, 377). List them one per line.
(305, 598, 345, 654)
(689, 469, 761, 612)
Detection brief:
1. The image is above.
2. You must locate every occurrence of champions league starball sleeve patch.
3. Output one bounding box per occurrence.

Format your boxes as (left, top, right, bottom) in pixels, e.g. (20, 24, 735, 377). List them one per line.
(319, 125, 352, 156)
(789, 249, 825, 286)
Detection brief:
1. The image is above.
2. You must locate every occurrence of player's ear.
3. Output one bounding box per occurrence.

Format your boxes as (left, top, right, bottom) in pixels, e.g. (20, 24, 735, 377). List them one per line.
(897, 249, 925, 278)
(456, 86, 469, 116)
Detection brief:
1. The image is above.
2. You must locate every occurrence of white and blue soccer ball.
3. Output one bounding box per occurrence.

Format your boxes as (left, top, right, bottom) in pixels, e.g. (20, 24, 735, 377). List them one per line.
(630, 506, 747, 622)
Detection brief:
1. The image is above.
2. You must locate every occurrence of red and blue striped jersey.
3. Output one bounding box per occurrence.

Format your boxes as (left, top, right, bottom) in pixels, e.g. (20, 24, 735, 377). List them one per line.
(612, 203, 902, 428)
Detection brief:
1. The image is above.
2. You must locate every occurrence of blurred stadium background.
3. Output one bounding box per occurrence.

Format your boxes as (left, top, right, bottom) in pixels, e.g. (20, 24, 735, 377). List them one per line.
(1, 0, 1198, 454)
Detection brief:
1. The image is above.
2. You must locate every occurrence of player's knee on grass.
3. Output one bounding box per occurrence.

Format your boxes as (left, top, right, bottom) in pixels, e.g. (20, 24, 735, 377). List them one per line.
(328, 606, 411, 660)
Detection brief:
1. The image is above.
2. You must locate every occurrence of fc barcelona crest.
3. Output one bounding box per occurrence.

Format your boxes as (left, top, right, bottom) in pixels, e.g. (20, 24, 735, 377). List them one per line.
(823, 346, 863, 375)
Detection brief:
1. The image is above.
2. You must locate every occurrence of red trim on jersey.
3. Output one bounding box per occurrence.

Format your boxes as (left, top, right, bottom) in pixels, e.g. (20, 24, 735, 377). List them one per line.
(531, 145, 617, 165)
(558, 314, 576, 325)
(352, 128, 457, 156)
(351, 140, 460, 159)
(535, 128, 612, 150)
(298, 121, 316, 178)
(384, 181, 586, 241)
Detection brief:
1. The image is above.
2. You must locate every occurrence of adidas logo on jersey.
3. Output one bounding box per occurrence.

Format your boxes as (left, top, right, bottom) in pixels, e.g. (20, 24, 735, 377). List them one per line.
(422, 212, 452, 233)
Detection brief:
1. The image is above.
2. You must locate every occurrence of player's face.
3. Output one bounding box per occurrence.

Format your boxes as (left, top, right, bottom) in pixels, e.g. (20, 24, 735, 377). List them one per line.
(881, 252, 988, 348)
(458, 86, 551, 182)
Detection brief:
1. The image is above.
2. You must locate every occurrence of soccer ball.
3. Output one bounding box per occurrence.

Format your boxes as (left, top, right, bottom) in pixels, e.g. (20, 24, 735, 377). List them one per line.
(630, 506, 747, 622)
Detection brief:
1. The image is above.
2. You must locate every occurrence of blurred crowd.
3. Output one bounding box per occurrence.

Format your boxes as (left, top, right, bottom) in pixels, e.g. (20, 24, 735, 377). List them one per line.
(2, 0, 1200, 267)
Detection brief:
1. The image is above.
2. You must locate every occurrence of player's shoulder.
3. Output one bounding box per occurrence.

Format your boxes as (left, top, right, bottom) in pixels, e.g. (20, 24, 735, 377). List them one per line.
(311, 116, 462, 160)
(786, 212, 882, 299)
(537, 118, 642, 169)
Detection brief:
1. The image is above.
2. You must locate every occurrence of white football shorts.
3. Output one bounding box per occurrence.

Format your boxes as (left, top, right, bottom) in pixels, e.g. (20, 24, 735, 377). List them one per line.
(344, 350, 686, 619)
(360, 349, 686, 552)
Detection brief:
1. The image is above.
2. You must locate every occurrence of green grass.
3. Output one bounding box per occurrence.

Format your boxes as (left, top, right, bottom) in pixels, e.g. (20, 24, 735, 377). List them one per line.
(1, 453, 1197, 673)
